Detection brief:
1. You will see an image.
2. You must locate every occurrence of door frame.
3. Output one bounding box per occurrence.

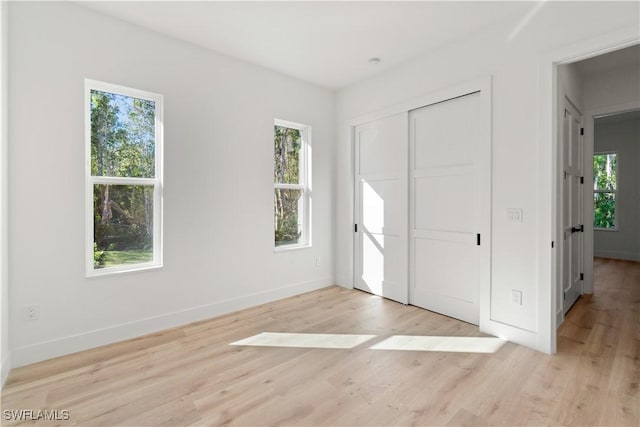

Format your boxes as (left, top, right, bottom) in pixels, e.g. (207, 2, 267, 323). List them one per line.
(348, 76, 492, 329)
(540, 26, 639, 353)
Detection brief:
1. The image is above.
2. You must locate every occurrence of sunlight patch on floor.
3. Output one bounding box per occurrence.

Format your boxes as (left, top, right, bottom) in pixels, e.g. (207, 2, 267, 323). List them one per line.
(370, 335, 506, 353)
(230, 332, 376, 349)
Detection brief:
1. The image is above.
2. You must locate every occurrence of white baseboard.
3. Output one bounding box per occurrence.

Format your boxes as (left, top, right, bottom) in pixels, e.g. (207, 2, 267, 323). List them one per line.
(594, 250, 640, 261)
(1, 352, 10, 388)
(480, 317, 544, 352)
(11, 278, 333, 368)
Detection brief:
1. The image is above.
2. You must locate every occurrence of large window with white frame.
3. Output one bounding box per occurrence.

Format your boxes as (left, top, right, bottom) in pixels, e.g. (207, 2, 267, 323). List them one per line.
(274, 119, 311, 249)
(593, 151, 617, 230)
(86, 79, 163, 276)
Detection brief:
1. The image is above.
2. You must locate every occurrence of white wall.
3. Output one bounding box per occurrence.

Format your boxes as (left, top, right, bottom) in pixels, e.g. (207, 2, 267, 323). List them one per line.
(8, 2, 335, 367)
(1, 0, 10, 386)
(558, 63, 583, 109)
(583, 64, 640, 111)
(593, 118, 640, 260)
(335, 1, 639, 351)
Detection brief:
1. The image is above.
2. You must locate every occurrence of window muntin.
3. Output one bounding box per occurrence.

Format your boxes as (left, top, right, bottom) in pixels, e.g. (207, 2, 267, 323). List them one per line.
(86, 80, 163, 275)
(274, 120, 310, 249)
(593, 152, 617, 230)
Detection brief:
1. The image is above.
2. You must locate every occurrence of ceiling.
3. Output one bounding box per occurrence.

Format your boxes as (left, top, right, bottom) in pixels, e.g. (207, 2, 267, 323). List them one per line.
(574, 44, 640, 77)
(78, 1, 536, 90)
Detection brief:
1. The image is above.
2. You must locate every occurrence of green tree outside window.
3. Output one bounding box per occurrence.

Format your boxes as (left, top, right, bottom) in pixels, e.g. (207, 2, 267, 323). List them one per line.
(273, 123, 308, 247)
(90, 89, 156, 268)
(593, 153, 617, 229)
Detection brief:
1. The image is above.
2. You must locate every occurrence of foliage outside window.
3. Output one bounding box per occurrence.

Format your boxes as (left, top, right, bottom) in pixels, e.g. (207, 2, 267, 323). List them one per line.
(86, 80, 163, 275)
(593, 152, 617, 230)
(274, 120, 311, 248)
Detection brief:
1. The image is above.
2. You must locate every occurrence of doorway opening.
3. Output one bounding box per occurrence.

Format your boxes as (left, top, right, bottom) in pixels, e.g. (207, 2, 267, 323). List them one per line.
(555, 44, 640, 330)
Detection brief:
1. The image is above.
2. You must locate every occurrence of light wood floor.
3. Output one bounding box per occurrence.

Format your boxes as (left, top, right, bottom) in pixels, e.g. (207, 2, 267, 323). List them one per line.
(1, 258, 638, 426)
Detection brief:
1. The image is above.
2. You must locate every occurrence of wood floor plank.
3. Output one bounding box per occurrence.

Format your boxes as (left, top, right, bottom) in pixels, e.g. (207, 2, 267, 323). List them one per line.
(2, 258, 639, 426)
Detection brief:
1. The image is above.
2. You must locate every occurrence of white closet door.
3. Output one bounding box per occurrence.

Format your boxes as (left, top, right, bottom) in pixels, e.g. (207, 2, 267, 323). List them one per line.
(354, 112, 408, 304)
(409, 92, 488, 325)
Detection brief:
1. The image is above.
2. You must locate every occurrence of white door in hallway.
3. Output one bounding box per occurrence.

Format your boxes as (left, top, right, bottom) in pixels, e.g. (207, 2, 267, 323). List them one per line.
(408, 92, 490, 325)
(562, 99, 584, 314)
(354, 113, 408, 303)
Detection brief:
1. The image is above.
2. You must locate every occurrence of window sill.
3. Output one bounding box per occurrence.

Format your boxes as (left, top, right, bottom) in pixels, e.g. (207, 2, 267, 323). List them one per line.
(274, 244, 312, 253)
(594, 228, 618, 232)
(87, 263, 163, 278)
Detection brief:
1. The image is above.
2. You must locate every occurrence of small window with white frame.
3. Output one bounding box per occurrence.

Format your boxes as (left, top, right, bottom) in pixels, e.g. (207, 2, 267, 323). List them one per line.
(273, 119, 311, 249)
(593, 151, 617, 230)
(86, 79, 163, 276)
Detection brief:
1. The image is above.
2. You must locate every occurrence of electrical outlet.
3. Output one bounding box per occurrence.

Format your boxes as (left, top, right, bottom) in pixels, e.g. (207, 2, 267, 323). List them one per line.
(507, 208, 523, 223)
(511, 290, 522, 306)
(24, 305, 40, 321)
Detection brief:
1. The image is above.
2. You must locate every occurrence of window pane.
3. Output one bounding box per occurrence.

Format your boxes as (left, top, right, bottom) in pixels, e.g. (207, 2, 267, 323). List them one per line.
(274, 125, 301, 184)
(93, 184, 154, 268)
(593, 153, 617, 191)
(594, 192, 615, 229)
(274, 188, 303, 246)
(90, 90, 156, 178)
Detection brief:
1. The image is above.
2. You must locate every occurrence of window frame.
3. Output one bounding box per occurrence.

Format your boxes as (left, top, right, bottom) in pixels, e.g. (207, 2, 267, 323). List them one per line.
(273, 119, 312, 251)
(85, 79, 164, 277)
(593, 150, 618, 232)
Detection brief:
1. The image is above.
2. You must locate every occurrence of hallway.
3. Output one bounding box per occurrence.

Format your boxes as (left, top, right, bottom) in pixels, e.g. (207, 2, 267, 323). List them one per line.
(556, 257, 639, 424)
